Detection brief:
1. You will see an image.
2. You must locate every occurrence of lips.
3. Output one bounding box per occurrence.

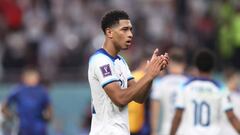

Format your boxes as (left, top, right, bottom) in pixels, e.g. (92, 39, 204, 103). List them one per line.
(126, 40, 132, 45)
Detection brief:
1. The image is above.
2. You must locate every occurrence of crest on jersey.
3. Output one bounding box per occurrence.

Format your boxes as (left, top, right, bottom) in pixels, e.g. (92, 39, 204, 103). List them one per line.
(100, 64, 112, 77)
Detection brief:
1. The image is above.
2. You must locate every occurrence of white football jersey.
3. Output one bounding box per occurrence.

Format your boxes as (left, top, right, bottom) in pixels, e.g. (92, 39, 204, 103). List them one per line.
(151, 74, 188, 135)
(175, 77, 233, 135)
(88, 48, 134, 135)
(219, 90, 240, 135)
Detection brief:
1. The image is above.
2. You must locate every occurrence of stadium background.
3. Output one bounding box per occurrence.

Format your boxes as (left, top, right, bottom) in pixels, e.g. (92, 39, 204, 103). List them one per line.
(0, 0, 240, 134)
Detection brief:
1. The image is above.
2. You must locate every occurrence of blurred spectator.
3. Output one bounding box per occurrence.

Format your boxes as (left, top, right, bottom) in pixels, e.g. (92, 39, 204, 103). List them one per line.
(0, 0, 239, 82)
(0, 0, 23, 30)
(1, 68, 52, 135)
(38, 21, 62, 81)
(23, 0, 48, 43)
(0, 44, 4, 80)
(231, 6, 240, 68)
(195, 11, 216, 50)
(2, 31, 27, 71)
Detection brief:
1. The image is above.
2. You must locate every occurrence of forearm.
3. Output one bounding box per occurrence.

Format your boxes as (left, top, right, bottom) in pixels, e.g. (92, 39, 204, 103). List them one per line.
(151, 100, 160, 134)
(43, 105, 53, 122)
(170, 110, 183, 135)
(105, 52, 169, 107)
(230, 118, 240, 133)
(170, 118, 181, 135)
(133, 80, 152, 103)
(117, 74, 153, 106)
(1, 102, 13, 119)
(227, 111, 240, 133)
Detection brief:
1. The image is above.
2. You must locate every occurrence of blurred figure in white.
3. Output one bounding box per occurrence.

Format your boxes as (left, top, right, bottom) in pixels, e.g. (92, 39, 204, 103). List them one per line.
(170, 49, 240, 135)
(220, 68, 240, 135)
(150, 47, 188, 135)
(0, 104, 5, 135)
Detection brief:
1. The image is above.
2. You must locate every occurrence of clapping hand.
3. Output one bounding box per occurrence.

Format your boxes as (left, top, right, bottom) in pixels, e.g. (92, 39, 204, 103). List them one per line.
(145, 48, 169, 79)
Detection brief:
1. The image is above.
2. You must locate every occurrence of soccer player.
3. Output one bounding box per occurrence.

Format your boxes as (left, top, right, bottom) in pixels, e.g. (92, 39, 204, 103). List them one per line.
(2, 68, 52, 135)
(170, 49, 240, 135)
(151, 47, 188, 135)
(88, 10, 169, 135)
(220, 68, 240, 135)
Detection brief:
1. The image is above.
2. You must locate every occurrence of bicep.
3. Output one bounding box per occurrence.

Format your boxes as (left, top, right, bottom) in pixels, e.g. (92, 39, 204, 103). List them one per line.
(173, 108, 184, 122)
(128, 79, 136, 87)
(103, 81, 125, 106)
(226, 109, 236, 122)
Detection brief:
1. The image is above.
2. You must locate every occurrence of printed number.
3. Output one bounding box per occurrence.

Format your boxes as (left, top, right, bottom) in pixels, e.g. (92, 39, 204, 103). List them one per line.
(192, 100, 210, 126)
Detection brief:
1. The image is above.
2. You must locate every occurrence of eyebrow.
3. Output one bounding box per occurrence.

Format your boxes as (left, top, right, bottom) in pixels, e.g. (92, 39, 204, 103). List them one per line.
(121, 26, 132, 29)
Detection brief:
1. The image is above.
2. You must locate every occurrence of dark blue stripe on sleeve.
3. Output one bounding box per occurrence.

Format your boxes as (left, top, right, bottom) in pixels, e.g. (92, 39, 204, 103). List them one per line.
(225, 108, 233, 113)
(102, 80, 120, 88)
(176, 107, 185, 110)
(92, 106, 96, 114)
(128, 77, 134, 81)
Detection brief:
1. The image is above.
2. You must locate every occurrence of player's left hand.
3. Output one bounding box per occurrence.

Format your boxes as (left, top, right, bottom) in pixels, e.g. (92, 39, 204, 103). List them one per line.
(160, 53, 169, 70)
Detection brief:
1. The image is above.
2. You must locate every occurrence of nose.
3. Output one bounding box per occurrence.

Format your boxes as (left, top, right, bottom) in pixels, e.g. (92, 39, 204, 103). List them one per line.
(128, 31, 133, 38)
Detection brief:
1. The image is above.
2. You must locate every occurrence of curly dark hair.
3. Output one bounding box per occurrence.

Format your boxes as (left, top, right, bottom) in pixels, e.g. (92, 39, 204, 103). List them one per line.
(194, 48, 215, 72)
(101, 10, 130, 34)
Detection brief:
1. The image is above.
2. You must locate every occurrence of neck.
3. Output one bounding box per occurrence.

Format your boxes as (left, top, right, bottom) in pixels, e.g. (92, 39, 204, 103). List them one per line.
(198, 71, 211, 79)
(103, 39, 119, 57)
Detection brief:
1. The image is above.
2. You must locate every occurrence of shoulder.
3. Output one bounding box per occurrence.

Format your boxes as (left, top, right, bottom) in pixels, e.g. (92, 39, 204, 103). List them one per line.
(89, 52, 113, 66)
(10, 84, 23, 94)
(182, 77, 224, 91)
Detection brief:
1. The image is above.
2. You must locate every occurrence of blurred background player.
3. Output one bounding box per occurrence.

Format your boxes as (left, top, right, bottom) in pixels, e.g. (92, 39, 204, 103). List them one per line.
(170, 48, 240, 135)
(1, 68, 52, 135)
(219, 67, 240, 135)
(150, 47, 188, 135)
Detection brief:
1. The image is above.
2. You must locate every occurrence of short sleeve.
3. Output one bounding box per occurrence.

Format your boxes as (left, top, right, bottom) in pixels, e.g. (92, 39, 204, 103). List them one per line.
(6, 86, 19, 106)
(221, 88, 233, 112)
(175, 85, 185, 110)
(126, 65, 134, 81)
(91, 55, 119, 88)
(118, 55, 134, 81)
(151, 78, 162, 100)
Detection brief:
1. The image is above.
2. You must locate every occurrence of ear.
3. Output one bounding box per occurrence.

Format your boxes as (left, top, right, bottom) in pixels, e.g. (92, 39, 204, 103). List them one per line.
(106, 28, 113, 38)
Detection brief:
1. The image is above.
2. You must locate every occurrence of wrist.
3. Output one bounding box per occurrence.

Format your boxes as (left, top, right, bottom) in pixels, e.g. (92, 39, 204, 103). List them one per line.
(144, 73, 155, 81)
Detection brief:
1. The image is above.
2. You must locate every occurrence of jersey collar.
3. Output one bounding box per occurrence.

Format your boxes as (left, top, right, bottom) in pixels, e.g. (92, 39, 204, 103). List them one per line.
(97, 48, 121, 61)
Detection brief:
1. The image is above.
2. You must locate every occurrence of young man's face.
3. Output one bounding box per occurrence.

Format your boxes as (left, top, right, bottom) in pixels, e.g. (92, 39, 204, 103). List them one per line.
(111, 20, 133, 50)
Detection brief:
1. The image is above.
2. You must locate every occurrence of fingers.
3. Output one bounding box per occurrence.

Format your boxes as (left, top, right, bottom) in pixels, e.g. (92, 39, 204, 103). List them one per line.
(160, 53, 169, 70)
(145, 49, 169, 79)
(151, 55, 164, 71)
(154, 48, 159, 55)
(150, 48, 159, 62)
(164, 53, 169, 64)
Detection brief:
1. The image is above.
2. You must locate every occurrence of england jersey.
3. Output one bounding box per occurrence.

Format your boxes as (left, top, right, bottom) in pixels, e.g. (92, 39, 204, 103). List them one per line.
(88, 48, 134, 135)
(175, 77, 233, 135)
(151, 74, 188, 135)
(219, 90, 240, 135)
